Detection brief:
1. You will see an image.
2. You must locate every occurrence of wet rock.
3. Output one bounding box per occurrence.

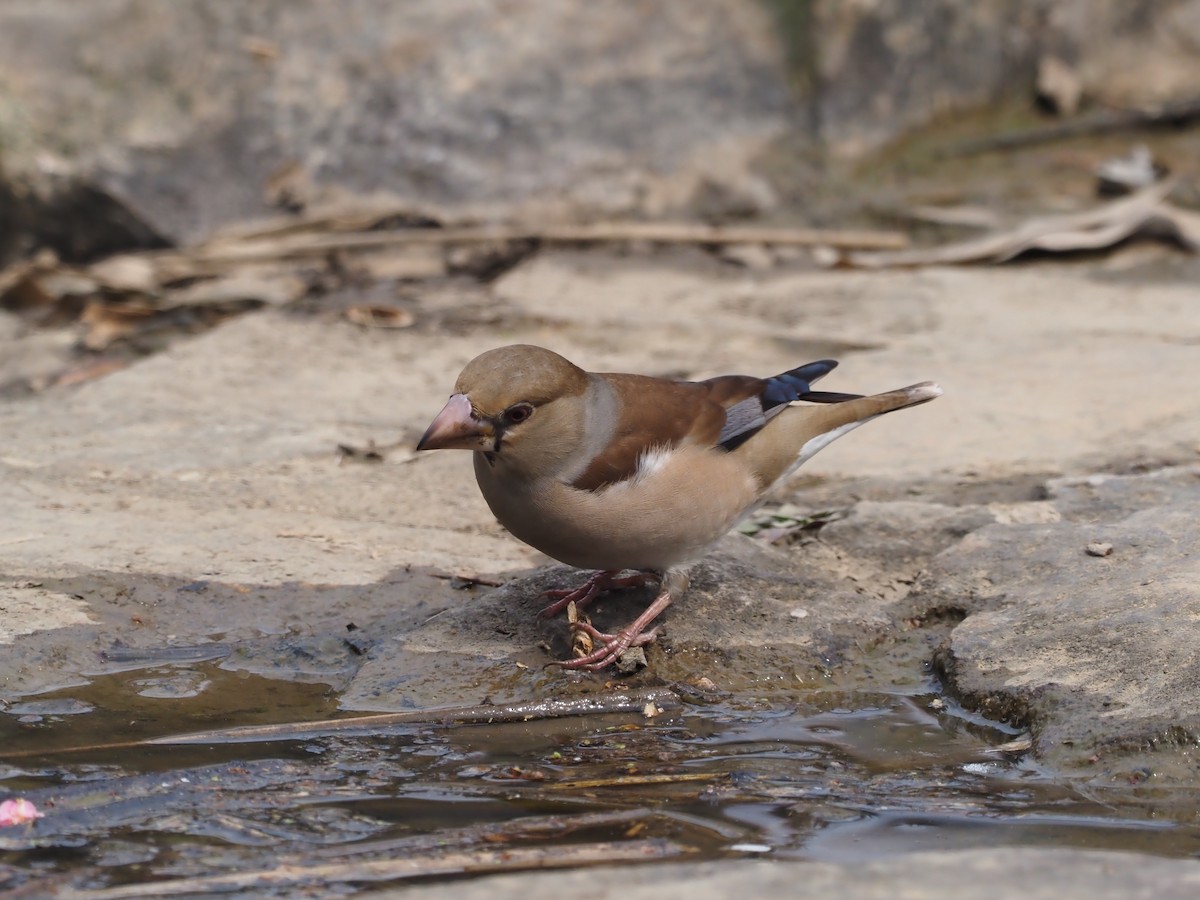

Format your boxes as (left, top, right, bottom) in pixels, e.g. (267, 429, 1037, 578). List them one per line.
(922, 465, 1200, 778)
(388, 848, 1200, 900)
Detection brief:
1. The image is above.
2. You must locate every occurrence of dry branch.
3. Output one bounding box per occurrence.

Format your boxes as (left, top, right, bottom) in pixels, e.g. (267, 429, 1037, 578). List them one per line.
(60, 839, 689, 899)
(0, 687, 680, 758)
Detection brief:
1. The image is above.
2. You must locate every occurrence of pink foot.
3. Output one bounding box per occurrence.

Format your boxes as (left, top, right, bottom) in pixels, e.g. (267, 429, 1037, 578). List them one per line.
(549, 570, 689, 672)
(557, 620, 662, 671)
(538, 570, 652, 619)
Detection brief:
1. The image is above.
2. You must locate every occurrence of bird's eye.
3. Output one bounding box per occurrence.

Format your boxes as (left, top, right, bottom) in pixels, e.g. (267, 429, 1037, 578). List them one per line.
(503, 403, 533, 425)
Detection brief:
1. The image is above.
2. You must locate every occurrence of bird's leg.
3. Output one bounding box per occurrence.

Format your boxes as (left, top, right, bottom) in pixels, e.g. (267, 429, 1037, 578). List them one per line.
(538, 569, 654, 619)
(554, 570, 689, 671)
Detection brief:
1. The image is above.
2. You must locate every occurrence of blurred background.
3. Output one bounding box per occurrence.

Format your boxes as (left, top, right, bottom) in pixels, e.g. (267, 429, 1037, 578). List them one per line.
(2, 0, 1198, 260)
(2, 4, 1200, 895)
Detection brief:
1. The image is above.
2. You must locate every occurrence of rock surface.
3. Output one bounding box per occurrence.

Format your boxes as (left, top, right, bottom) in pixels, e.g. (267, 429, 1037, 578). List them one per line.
(384, 848, 1200, 900)
(814, 0, 1200, 156)
(0, 0, 791, 248)
(6, 1, 1200, 261)
(925, 466, 1200, 778)
(3, 5, 1200, 891)
(3, 255, 1198, 785)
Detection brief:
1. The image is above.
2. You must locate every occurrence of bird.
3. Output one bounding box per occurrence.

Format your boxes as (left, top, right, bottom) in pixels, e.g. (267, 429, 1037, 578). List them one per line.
(416, 344, 941, 671)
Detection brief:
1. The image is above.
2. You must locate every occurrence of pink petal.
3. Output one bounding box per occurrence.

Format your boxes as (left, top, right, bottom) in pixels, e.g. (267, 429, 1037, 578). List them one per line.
(0, 798, 44, 826)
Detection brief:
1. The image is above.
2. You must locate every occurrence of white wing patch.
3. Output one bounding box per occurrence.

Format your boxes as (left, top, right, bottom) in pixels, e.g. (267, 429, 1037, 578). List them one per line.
(633, 445, 674, 483)
(599, 444, 676, 494)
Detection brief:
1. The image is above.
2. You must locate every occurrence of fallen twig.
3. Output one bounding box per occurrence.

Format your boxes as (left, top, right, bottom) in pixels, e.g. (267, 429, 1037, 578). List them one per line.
(310, 808, 656, 860)
(59, 838, 690, 899)
(175, 220, 909, 267)
(152, 687, 680, 745)
(0, 688, 680, 758)
(544, 772, 720, 791)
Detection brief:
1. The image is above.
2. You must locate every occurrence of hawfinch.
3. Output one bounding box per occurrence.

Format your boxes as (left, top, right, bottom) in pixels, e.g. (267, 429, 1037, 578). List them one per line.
(418, 345, 940, 670)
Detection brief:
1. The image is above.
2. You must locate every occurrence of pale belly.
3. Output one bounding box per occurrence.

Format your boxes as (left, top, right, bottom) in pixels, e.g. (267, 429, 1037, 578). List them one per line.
(473, 445, 757, 572)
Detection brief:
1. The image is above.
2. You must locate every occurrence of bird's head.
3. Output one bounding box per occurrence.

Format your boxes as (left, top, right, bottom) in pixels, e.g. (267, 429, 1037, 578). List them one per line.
(416, 345, 591, 474)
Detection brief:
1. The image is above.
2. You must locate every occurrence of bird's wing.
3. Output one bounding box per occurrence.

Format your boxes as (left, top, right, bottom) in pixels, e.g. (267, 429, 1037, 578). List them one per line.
(708, 360, 860, 450)
(568, 362, 859, 491)
(568, 373, 724, 490)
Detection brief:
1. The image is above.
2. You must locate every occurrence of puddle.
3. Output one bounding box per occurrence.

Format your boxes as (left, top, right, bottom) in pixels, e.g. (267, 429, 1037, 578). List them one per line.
(3, 664, 1200, 895)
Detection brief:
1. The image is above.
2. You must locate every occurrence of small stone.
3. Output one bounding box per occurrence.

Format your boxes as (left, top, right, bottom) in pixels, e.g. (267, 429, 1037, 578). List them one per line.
(615, 646, 648, 674)
(1086, 542, 1114, 557)
(717, 243, 775, 270)
(1095, 145, 1166, 196)
(810, 245, 841, 268)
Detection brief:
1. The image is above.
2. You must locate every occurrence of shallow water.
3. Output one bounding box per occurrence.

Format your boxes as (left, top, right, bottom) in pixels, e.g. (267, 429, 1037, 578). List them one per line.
(3, 663, 1198, 895)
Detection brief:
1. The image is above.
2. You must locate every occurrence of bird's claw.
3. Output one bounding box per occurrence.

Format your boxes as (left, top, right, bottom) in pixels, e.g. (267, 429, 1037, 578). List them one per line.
(553, 622, 661, 671)
(539, 580, 603, 618)
(538, 570, 651, 619)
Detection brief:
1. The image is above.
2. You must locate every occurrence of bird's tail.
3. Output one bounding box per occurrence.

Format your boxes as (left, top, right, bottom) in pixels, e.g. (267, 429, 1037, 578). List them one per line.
(743, 381, 942, 489)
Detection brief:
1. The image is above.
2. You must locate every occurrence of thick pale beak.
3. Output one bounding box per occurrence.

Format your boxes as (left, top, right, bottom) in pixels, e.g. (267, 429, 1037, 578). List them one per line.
(416, 393, 493, 451)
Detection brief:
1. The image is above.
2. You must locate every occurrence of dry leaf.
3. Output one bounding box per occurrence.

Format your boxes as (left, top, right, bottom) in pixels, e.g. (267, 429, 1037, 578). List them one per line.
(79, 301, 160, 350)
(343, 305, 415, 329)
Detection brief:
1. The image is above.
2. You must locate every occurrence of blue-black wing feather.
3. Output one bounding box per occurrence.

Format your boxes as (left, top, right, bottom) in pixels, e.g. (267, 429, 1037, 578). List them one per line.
(717, 360, 862, 450)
